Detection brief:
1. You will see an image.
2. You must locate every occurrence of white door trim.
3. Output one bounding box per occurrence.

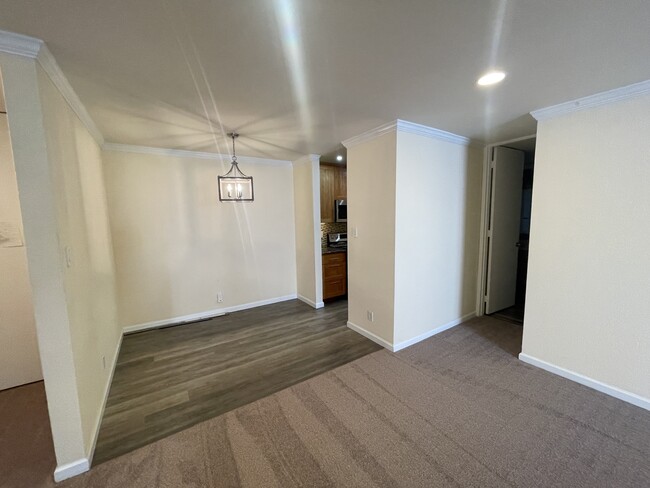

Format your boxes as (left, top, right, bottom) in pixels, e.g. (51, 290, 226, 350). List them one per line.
(475, 134, 536, 317)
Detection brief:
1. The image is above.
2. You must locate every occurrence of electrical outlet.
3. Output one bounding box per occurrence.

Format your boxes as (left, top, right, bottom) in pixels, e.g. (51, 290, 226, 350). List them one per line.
(217, 292, 224, 303)
(353, 227, 359, 238)
(367, 310, 374, 322)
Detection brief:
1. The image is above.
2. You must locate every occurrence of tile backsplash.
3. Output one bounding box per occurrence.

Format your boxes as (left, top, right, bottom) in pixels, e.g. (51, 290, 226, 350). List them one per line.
(321, 222, 347, 247)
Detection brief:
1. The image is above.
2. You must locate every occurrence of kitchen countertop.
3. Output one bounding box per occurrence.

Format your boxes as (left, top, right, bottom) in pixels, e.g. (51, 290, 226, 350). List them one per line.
(322, 247, 347, 255)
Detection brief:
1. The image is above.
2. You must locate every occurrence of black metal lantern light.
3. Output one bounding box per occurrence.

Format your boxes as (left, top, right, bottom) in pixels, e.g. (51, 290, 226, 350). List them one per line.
(218, 132, 254, 202)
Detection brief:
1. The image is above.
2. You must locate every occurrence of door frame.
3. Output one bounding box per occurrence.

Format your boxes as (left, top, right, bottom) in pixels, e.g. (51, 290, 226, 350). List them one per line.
(475, 134, 536, 317)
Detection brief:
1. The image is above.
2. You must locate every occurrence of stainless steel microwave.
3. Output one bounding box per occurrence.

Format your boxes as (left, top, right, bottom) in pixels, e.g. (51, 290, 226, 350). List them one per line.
(335, 199, 347, 222)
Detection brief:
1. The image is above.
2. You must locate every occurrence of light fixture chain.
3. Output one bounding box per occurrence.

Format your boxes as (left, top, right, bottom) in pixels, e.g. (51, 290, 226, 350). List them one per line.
(229, 132, 239, 163)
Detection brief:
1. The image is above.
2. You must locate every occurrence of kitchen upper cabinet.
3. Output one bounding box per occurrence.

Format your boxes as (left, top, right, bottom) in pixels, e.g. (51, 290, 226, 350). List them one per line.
(320, 163, 347, 223)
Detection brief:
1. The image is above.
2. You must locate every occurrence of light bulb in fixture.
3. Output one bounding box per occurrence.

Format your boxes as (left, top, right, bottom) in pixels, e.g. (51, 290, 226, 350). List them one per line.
(336, 155, 343, 161)
(218, 132, 254, 202)
(477, 71, 506, 86)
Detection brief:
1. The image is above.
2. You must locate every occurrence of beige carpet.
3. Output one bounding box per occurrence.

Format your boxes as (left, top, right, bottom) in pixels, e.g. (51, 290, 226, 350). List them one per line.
(0, 382, 56, 488)
(9, 316, 650, 487)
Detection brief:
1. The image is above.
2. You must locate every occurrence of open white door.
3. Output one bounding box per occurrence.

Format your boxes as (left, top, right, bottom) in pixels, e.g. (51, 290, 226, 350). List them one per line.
(485, 146, 524, 314)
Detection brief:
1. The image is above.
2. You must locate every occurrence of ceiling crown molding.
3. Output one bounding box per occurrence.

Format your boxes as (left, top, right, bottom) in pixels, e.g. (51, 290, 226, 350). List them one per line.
(395, 119, 473, 146)
(37, 45, 104, 146)
(0, 29, 104, 146)
(103, 142, 292, 166)
(0, 29, 42, 58)
(531, 79, 650, 121)
(342, 121, 397, 149)
(292, 154, 321, 166)
(343, 119, 475, 149)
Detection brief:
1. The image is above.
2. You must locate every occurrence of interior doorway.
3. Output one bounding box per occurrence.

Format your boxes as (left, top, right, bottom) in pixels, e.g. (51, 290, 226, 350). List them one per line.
(319, 147, 348, 306)
(0, 70, 43, 390)
(479, 135, 536, 325)
(0, 67, 56, 488)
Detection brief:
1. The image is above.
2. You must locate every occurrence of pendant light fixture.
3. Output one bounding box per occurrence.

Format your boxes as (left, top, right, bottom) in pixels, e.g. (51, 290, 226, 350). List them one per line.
(218, 132, 254, 202)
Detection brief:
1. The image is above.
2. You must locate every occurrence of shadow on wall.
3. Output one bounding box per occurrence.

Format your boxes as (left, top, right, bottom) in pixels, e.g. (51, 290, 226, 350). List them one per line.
(460, 146, 484, 322)
(391, 134, 484, 346)
(427, 143, 483, 331)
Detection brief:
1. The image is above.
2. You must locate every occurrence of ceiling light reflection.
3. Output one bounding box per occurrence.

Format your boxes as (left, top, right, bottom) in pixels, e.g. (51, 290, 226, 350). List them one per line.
(274, 0, 312, 139)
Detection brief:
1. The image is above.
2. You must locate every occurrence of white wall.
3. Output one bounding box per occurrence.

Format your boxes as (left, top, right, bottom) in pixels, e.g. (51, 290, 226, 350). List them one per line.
(393, 131, 482, 345)
(36, 64, 121, 457)
(347, 131, 397, 345)
(346, 123, 482, 350)
(292, 154, 323, 308)
(103, 149, 297, 327)
(522, 93, 650, 403)
(0, 107, 42, 390)
(1, 52, 104, 472)
(2, 52, 87, 468)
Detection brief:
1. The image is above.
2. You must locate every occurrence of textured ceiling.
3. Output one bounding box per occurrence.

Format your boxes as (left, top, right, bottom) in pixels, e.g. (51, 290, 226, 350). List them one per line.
(0, 0, 649, 159)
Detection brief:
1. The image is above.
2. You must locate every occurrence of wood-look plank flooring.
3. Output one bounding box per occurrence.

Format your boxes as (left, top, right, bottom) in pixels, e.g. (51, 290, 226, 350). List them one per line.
(93, 299, 380, 465)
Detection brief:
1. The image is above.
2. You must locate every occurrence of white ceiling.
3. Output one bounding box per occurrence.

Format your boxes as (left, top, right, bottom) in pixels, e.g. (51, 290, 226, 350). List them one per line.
(0, 0, 649, 160)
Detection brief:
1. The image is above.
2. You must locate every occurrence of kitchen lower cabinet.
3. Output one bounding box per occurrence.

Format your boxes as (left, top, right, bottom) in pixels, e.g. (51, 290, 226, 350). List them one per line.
(322, 252, 347, 299)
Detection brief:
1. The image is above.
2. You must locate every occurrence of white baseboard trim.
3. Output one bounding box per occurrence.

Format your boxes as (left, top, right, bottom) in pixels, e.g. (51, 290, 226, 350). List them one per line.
(519, 353, 650, 411)
(53, 458, 90, 482)
(87, 333, 123, 466)
(123, 310, 227, 334)
(122, 294, 298, 334)
(348, 312, 476, 353)
(297, 294, 324, 309)
(392, 312, 477, 352)
(347, 321, 393, 350)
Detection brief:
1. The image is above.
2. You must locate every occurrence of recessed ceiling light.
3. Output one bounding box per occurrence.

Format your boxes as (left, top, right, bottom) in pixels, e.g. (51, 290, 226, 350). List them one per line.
(477, 71, 506, 86)
(336, 155, 343, 161)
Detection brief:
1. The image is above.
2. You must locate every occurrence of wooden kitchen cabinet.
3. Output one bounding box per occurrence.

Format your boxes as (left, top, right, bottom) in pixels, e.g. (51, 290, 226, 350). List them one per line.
(320, 164, 347, 223)
(322, 252, 347, 299)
